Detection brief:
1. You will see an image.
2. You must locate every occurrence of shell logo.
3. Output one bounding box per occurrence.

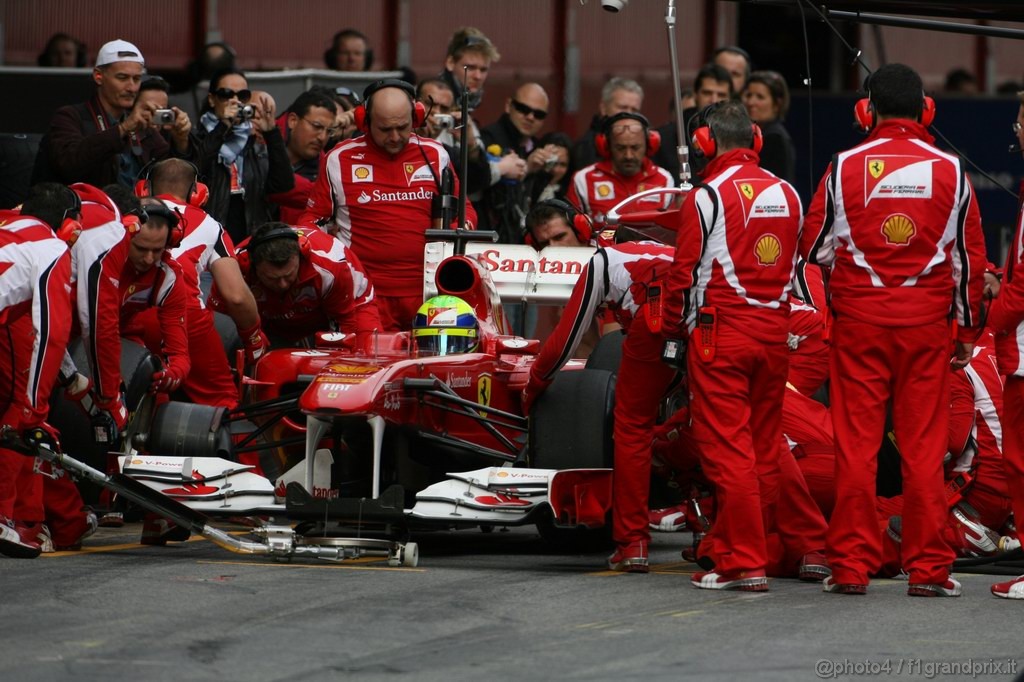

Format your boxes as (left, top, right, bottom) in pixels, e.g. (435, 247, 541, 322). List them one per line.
(754, 234, 782, 266)
(881, 213, 915, 245)
(597, 184, 611, 198)
(496, 471, 509, 478)
(354, 167, 370, 179)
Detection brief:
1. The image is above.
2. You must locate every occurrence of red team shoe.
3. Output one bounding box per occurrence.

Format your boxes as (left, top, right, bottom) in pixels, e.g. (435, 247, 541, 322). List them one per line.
(798, 551, 831, 582)
(140, 515, 191, 546)
(0, 515, 41, 558)
(648, 505, 688, 532)
(607, 542, 649, 573)
(691, 569, 769, 591)
(944, 505, 1000, 557)
(991, 575, 1024, 600)
(822, 576, 867, 595)
(907, 577, 962, 597)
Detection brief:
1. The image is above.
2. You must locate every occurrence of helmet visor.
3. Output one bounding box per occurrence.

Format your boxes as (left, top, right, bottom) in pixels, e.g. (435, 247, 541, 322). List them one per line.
(414, 329, 478, 357)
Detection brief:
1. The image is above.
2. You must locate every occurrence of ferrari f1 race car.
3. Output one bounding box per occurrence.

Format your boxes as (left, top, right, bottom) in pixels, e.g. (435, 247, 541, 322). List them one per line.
(49, 229, 639, 566)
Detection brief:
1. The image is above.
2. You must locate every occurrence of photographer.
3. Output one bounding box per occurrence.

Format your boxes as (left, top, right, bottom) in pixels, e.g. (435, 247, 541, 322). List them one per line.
(35, 39, 177, 188)
(136, 77, 193, 159)
(193, 68, 294, 243)
(415, 78, 491, 201)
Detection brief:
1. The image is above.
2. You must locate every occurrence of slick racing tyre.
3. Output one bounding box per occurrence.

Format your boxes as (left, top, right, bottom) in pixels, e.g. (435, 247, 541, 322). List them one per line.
(529, 369, 615, 552)
(146, 401, 233, 459)
(529, 368, 615, 470)
(585, 330, 624, 374)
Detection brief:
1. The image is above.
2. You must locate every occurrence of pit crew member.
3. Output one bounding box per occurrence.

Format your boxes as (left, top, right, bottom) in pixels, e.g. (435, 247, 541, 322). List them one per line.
(519, 202, 675, 572)
(799, 64, 987, 598)
(299, 79, 476, 331)
(663, 100, 803, 591)
(213, 222, 380, 349)
(986, 93, 1024, 600)
(0, 183, 75, 558)
(566, 112, 673, 243)
(140, 158, 263, 407)
(71, 186, 190, 438)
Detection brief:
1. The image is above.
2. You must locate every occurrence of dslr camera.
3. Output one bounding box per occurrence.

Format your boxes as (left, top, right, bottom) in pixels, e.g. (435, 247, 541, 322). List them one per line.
(154, 109, 176, 125)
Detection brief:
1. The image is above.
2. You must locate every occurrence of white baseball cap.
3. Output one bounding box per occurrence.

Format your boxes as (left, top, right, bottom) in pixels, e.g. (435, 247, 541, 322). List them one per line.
(95, 39, 145, 67)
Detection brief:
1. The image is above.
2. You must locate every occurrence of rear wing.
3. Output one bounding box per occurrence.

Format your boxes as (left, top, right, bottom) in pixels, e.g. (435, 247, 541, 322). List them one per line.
(424, 242, 596, 305)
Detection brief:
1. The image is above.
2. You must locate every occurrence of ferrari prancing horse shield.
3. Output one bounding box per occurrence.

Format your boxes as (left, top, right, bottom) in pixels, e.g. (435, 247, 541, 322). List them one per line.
(477, 375, 492, 417)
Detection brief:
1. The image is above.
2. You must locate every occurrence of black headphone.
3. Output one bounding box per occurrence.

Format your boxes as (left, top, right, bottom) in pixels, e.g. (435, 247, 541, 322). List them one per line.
(323, 29, 374, 71)
(237, 227, 307, 276)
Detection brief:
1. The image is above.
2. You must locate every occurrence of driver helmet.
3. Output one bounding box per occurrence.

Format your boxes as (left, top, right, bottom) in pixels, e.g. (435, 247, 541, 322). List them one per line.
(412, 295, 479, 356)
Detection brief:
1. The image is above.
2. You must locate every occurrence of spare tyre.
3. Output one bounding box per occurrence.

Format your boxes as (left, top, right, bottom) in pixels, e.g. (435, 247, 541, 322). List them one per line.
(146, 401, 233, 459)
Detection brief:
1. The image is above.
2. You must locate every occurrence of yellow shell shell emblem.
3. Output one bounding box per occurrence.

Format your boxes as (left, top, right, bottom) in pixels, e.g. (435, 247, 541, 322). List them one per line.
(869, 159, 885, 179)
(881, 213, 915, 245)
(754, 234, 782, 266)
(597, 185, 611, 198)
(740, 183, 754, 200)
(354, 167, 370, 179)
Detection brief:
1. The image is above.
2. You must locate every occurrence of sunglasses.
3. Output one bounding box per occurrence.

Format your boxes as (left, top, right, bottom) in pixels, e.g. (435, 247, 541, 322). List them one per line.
(334, 86, 362, 104)
(511, 99, 547, 120)
(212, 88, 252, 102)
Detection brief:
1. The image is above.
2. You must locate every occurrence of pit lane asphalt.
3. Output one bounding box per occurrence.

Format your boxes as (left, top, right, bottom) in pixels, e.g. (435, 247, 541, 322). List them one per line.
(3, 524, 1022, 682)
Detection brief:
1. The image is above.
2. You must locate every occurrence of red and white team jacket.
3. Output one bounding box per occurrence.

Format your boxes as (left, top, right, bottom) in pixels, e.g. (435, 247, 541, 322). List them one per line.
(0, 213, 72, 425)
(663, 149, 803, 341)
(800, 119, 986, 338)
(71, 196, 189, 401)
(216, 227, 380, 344)
(161, 195, 235, 311)
(566, 158, 674, 240)
(529, 241, 674, 386)
(988, 183, 1024, 377)
(298, 134, 475, 298)
(947, 336, 1007, 496)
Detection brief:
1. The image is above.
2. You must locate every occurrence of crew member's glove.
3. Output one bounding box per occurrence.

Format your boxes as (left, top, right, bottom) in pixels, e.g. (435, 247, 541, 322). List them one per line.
(62, 372, 99, 418)
(150, 360, 187, 394)
(21, 421, 62, 453)
(520, 378, 549, 416)
(239, 321, 270, 365)
(94, 394, 129, 445)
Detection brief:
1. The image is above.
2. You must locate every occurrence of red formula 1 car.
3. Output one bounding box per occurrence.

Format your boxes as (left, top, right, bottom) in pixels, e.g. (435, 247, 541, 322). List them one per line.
(110, 233, 621, 564)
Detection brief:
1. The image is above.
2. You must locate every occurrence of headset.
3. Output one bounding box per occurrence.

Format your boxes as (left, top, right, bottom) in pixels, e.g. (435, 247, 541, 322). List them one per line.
(235, 226, 312, 276)
(132, 200, 185, 249)
(854, 92, 935, 134)
(689, 105, 763, 160)
(135, 159, 209, 208)
(525, 199, 593, 247)
(353, 79, 427, 133)
(323, 29, 374, 71)
(55, 185, 84, 245)
(594, 112, 661, 160)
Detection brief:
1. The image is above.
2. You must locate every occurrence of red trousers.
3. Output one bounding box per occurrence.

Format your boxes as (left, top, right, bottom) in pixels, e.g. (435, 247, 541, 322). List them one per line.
(0, 316, 35, 519)
(1002, 377, 1024, 545)
(131, 307, 237, 408)
(377, 295, 422, 332)
(611, 323, 678, 546)
(828, 317, 953, 585)
(688, 322, 791, 574)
